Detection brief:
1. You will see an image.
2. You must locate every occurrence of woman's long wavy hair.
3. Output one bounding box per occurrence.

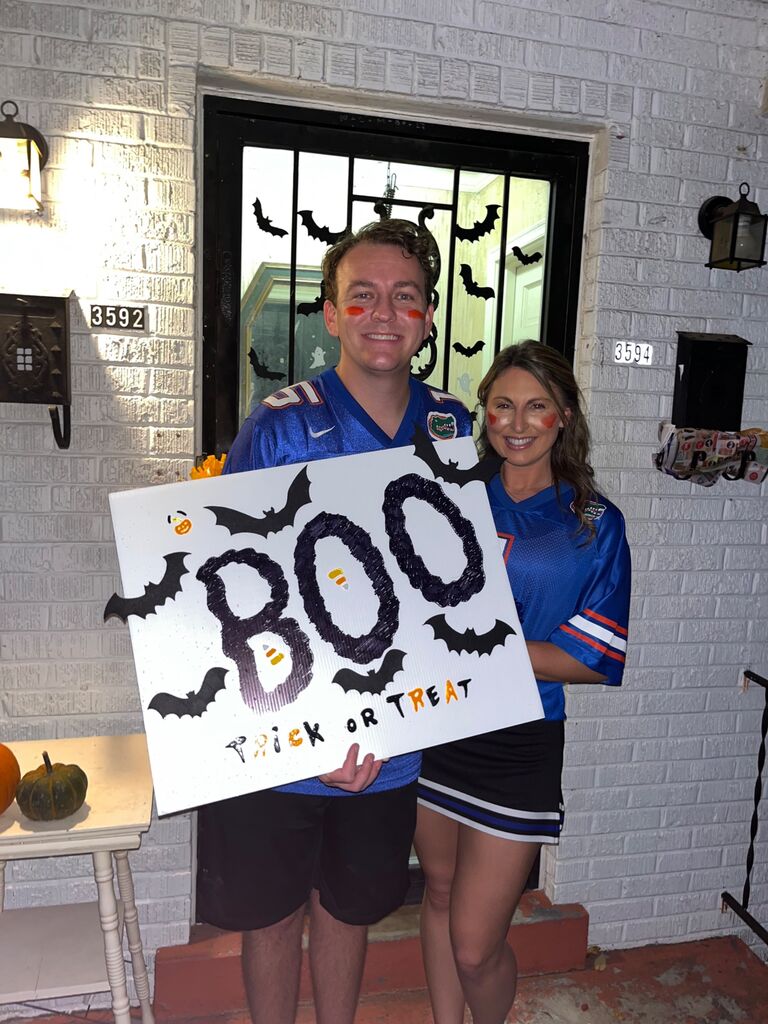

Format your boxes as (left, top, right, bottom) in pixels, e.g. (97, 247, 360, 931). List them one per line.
(478, 340, 598, 538)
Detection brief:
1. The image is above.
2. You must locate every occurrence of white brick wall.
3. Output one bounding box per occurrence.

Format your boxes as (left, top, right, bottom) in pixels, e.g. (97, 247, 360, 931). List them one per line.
(1, 0, 768, 1013)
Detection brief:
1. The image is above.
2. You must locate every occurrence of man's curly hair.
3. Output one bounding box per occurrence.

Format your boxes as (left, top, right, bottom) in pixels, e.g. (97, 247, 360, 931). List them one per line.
(322, 219, 440, 306)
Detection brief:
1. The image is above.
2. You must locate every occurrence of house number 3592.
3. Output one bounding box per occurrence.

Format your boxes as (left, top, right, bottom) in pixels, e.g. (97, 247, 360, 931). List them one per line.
(90, 304, 147, 331)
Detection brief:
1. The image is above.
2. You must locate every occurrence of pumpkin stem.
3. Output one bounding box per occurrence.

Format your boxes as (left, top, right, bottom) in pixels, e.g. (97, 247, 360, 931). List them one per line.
(42, 751, 53, 774)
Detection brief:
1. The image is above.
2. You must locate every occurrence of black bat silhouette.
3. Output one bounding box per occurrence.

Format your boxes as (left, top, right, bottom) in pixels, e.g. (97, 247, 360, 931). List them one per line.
(252, 197, 288, 238)
(411, 426, 500, 486)
(206, 466, 312, 538)
(511, 246, 542, 266)
(452, 340, 485, 358)
(426, 615, 516, 656)
(455, 205, 501, 243)
(297, 210, 347, 244)
(104, 552, 189, 622)
(332, 649, 406, 695)
(297, 295, 324, 316)
(459, 264, 495, 300)
(148, 666, 228, 719)
(249, 348, 286, 381)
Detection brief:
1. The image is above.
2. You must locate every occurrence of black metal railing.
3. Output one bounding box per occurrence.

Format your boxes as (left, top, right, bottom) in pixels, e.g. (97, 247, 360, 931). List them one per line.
(721, 669, 768, 947)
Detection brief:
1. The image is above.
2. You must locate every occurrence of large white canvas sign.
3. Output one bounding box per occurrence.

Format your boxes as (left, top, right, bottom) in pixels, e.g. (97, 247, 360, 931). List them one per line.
(107, 437, 542, 814)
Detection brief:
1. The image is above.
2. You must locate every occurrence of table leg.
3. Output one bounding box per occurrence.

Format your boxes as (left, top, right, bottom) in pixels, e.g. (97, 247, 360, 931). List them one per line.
(115, 850, 155, 1024)
(0, 860, 5, 912)
(92, 850, 132, 1024)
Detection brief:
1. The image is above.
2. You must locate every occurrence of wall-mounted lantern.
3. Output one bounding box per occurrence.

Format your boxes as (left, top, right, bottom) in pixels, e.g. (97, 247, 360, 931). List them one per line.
(698, 182, 767, 272)
(0, 100, 48, 212)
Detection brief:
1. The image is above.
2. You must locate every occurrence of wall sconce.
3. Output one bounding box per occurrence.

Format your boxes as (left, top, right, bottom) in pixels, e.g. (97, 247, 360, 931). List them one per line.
(698, 182, 767, 272)
(0, 100, 48, 212)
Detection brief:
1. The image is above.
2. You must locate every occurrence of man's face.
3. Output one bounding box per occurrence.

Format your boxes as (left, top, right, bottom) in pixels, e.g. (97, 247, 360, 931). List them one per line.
(324, 242, 434, 382)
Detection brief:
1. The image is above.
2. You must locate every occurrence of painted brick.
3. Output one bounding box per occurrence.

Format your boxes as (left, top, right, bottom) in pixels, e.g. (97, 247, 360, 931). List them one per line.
(687, 66, 762, 106)
(358, 47, 386, 90)
(3, 0, 768, 983)
(91, 12, 166, 47)
(263, 34, 292, 76)
(1, 1, 86, 38)
(474, 2, 558, 39)
(525, 39, 607, 79)
(435, 26, 524, 64)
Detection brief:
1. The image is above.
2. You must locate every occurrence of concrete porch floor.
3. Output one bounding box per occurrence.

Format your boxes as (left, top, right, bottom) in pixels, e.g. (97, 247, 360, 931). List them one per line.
(5, 934, 767, 1024)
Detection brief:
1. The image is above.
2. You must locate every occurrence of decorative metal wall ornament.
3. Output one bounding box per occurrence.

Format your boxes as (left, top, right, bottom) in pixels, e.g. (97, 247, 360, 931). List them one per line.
(0, 292, 71, 449)
(699, 182, 767, 272)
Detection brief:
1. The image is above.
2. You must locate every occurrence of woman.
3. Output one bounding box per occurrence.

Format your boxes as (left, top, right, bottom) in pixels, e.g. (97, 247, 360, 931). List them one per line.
(416, 341, 631, 1024)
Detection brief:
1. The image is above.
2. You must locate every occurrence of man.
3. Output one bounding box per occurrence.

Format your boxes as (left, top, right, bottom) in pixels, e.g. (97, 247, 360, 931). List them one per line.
(197, 218, 471, 1024)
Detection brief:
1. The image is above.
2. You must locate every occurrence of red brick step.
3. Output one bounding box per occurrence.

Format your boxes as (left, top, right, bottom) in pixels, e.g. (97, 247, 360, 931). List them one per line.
(152, 890, 588, 1021)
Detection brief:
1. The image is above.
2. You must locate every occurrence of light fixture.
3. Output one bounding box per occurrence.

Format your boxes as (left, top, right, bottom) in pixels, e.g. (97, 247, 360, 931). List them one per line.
(0, 100, 48, 212)
(698, 182, 767, 272)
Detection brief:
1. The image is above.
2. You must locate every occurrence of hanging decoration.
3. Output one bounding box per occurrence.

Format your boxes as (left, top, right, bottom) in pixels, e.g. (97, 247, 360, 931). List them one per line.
(248, 348, 286, 381)
(452, 340, 485, 358)
(511, 246, 542, 266)
(455, 204, 501, 243)
(298, 210, 347, 244)
(654, 423, 768, 486)
(459, 264, 495, 300)
(252, 197, 288, 237)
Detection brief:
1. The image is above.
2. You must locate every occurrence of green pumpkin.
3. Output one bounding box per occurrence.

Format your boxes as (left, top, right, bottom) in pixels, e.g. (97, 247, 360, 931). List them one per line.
(16, 751, 88, 821)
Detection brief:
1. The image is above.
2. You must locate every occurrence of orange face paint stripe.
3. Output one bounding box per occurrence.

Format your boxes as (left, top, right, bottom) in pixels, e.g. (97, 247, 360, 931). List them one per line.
(407, 309, 425, 319)
(344, 306, 365, 316)
(541, 413, 558, 429)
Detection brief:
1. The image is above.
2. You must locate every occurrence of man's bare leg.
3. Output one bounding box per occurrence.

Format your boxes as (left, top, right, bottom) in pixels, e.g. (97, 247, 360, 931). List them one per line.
(241, 904, 305, 1024)
(308, 888, 368, 1024)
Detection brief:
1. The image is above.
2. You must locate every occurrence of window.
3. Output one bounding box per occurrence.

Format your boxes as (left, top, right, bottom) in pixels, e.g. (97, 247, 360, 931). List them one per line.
(202, 96, 588, 455)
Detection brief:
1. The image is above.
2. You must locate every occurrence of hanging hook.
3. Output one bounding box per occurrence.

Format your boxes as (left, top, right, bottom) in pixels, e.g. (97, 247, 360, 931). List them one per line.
(49, 404, 71, 449)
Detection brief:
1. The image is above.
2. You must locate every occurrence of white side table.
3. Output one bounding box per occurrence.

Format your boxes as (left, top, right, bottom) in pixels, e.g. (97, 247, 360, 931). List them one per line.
(0, 734, 155, 1024)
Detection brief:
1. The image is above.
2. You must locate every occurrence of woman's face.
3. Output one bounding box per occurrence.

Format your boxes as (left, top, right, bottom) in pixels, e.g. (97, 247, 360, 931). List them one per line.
(485, 367, 566, 474)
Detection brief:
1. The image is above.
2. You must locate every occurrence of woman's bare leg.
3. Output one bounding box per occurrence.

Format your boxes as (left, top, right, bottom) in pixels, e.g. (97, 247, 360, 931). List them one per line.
(449, 829, 541, 1024)
(414, 803, 465, 1024)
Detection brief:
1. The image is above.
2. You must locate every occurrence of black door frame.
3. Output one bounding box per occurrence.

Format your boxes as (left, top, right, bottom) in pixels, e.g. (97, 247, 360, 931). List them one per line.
(201, 94, 589, 456)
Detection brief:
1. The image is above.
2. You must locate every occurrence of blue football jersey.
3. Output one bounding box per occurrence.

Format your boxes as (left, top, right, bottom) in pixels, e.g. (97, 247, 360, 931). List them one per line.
(224, 367, 472, 795)
(488, 474, 631, 721)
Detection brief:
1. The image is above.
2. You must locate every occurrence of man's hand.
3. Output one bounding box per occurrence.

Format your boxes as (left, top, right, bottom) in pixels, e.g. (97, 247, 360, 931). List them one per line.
(319, 743, 383, 792)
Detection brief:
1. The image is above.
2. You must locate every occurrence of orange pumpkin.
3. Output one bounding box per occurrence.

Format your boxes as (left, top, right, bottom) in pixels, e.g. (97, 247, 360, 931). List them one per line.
(0, 743, 21, 815)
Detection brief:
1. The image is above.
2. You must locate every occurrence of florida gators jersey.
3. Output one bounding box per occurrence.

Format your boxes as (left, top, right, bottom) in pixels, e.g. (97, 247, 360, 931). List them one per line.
(224, 367, 472, 795)
(488, 473, 631, 721)
(225, 367, 471, 473)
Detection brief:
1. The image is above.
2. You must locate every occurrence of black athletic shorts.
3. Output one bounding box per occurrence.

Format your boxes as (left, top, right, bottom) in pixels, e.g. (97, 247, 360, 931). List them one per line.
(196, 782, 417, 930)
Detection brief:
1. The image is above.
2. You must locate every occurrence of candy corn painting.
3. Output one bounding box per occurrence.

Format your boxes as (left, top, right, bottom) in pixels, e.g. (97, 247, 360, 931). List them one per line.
(107, 437, 542, 814)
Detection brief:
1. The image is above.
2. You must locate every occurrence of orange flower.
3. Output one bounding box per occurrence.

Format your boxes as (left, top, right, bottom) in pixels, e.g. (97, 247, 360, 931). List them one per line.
(190, 453, 227, 479)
